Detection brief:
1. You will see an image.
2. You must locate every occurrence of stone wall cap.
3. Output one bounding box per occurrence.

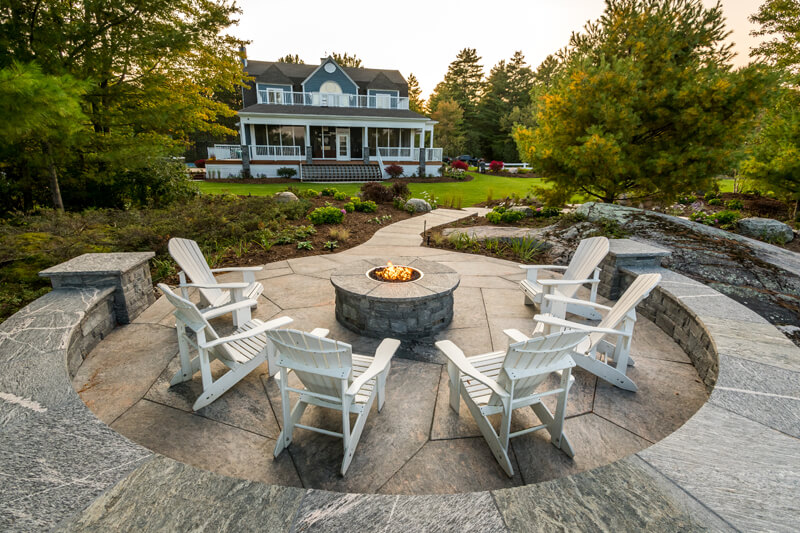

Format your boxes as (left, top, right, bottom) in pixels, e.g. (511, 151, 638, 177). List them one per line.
(609, 238, 671, 258)
(39, 252, 155, 278)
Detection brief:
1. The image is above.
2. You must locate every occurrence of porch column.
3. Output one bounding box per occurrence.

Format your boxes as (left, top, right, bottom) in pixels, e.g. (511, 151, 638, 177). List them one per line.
(418, 128, 426, 177)
(305, 124, 312, 164)
(429, 126, 434, 148)
(363, 126, 369, 163)
(240, 120, 251, 177)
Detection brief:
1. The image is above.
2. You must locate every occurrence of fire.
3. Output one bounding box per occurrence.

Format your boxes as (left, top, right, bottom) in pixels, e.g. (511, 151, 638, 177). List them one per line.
(374, 261, 415, 282)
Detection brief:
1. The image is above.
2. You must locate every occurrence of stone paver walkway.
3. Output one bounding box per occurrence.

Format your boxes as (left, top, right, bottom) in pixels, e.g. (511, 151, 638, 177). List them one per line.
(73, 208, 707, 494)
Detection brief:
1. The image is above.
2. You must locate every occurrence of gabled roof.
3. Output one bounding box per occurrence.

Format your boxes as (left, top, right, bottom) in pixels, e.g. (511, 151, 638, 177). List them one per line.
(366, 72, 399, 91)
(255, 64, 294, 86)
(244, 60, 407, 93)
(300, 56, 359, 92)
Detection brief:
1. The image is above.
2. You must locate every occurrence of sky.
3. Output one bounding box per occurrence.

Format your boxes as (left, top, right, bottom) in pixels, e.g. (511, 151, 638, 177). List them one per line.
(232, 0, 763, 99)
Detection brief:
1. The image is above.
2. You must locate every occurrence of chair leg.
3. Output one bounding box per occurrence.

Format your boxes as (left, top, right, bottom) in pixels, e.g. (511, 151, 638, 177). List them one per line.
(463, 393, 514, 477)
(376, 364, 389, 412)
(171, 323, 195, 385)
(572, 352, 638, 392)
(446, 361, 461, 414)
(342, 397, 373, 475)
(192, 354, 264, 411)
(274, 368, 306, 458)
(530, 401, 574, 458)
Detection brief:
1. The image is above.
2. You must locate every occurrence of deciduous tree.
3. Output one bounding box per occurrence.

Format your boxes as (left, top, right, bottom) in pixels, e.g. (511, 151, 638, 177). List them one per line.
(515, 0, 770, 204)
(430, 100, 465, 157)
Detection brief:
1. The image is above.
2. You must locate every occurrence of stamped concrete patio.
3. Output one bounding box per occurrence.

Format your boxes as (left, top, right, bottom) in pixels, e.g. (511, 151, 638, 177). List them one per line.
(73, 209, 708, 494)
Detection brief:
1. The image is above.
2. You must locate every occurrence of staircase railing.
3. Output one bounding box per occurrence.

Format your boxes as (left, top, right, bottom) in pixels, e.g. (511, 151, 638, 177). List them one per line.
(375, 150, 386, 179)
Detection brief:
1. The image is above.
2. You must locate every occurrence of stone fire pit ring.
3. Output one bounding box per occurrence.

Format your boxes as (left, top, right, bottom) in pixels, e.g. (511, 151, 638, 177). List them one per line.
(330, 257, 459, 339)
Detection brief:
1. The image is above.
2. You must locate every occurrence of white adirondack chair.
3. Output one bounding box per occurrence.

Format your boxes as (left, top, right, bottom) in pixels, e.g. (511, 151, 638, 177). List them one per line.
(534, 273, 662, 392)
(158, 283, 293, 411)
(519, 236, 609, 320)
(436, 329, 588, 477)
(168, 237, 264, 326)
(267, 329, 400, 475)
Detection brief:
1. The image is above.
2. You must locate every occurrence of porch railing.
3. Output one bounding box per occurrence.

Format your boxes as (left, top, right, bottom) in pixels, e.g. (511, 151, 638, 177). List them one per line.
(207, 144, 242, 160)
(251, 145, 302, 159)
(257, 90, 410, 110)
(377, 147, 444, 162)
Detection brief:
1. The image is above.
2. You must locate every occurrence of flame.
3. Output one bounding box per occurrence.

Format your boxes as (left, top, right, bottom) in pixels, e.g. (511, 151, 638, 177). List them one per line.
(374, 261, 415, 281)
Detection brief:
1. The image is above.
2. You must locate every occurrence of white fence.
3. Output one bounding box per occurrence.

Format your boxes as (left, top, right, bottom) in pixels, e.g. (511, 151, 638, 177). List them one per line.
(257, 90, 410, 110)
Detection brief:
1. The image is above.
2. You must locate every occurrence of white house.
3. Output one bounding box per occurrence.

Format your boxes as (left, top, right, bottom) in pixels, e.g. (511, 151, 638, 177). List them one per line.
(206, 55, 443, 181)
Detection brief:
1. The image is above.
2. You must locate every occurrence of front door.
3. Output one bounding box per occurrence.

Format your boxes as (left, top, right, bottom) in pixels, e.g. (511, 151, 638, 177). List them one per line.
(336, 131, 350, 161)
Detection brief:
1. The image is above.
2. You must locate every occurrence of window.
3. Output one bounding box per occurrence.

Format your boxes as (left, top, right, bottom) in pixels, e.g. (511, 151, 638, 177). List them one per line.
(320, 81, 342, 94)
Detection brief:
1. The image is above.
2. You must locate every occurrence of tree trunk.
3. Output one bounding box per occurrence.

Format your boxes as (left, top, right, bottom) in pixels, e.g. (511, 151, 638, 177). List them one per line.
(43, 142, 64, 212)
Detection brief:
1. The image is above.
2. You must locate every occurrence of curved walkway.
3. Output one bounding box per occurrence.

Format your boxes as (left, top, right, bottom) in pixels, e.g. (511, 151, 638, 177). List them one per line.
(0, 208, 798, 532)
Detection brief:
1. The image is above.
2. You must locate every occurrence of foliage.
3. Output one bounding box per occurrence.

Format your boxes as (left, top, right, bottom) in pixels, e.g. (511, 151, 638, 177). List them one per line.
(514, 0, 771, 205)
(407, 73, 425, 113)
(486, 206, 525, 224)
(489, 161, 504, 172)
(296, 240, 313, 250)
(0, 0, 245, 213)
(351, 198, 378, 213)
(509, 236, 543, 262)
(195, 159, 206, 169)
(302, 189, 319, 198)
(390, 182, 411, 199)
(329, 52, 362, 67)
(323, 240, 338, 251)
(534, 206, 561, 217)
(277, 54, 304, 64)
(321, 187, 339, 196)
(750, 0, 800, 77)
(360, 182, 395, 203)
(333, 192, 347, 200)
(308, 206, 345, 225)
(593, 217, 630, 238)
(442, 167, 468, 179)
(451, 160, 469, 170)
(384, 164, 404, 178)
(277, 167, 297, 179)
(708, 198, 722, 206)
(430, 100, 465, 156)
(689, 209, 740, 229)
(725, 199, 744, 210)
(328, 228, 350, 241)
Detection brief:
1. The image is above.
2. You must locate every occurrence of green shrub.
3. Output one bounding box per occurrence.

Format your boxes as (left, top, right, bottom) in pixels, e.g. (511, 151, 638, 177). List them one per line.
(343, 202, 355, 213)
(704, 191, 719, 201)
(321, 187, 339, 196)
(534, 206, 561, 218)
(501, 210, 524, 223)
(296, 240, 313, 250)
(725, 199, 744, 210)
(302, 189, 319, 198)
(308, 206, 345, 225)
(357, 200, 378, 213)
(333, 192, 347, 201)
(277, 167, 297, 179)
(707, 198, 722, 206)
(486, 211, 503, 224)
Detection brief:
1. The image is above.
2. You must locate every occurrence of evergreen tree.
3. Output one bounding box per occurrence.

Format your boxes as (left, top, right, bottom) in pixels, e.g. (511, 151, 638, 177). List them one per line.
(427, 48, 484, 153)
(514, 0, 770, 204)
(329, 52, 362, 68)
(407, 73, 425, 114)
(430, 100, 465, 157)
(277, 54, 304, 64)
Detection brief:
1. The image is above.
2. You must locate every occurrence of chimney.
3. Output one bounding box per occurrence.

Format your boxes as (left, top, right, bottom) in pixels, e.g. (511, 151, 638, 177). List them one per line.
(239, 45, 247, 68)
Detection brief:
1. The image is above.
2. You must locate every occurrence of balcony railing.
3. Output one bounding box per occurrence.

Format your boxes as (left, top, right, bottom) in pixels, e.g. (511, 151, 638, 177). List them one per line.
(251, 145, 302, 159)
(257, 90, 410, 110)
(208, 144, 242, 160)
(377, 147, 444, 161)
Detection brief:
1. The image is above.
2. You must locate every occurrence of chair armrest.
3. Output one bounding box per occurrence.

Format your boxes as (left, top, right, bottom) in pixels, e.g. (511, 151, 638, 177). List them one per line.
(199, 316, 293, 349)
(200, 298, 259, 320)
(519, 265, 567, 271)
(347, 338, 400, 397)
(533, 314, 629, 337)
(503, 329, 529, 343)
(178, 282, 250, 290)
(435, 341, 509, 400)
(210, 267, 263, 273)
(538, 278, 600, 287)
(542, 294, 612, 311)
(309, 328, 329, 338)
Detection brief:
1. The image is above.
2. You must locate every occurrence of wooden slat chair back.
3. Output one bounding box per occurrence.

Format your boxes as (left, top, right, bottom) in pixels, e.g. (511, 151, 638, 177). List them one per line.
(437, 329, 587, 477)
(558, 237, 610, 299)
(536, 273, 661, 392)
(168, 237, 223, 307)
(158, 283, 292, 410)
(519, 236, 609, 320)
(267, 329, 399, 475)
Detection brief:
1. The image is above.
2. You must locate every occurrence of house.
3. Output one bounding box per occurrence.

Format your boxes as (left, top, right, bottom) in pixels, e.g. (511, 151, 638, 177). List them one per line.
(205, 55, 442, 181)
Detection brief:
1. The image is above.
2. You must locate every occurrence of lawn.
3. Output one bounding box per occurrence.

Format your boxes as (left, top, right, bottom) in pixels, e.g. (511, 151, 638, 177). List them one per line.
(197, 173, 548, 206)
(196, 174, 736, 207)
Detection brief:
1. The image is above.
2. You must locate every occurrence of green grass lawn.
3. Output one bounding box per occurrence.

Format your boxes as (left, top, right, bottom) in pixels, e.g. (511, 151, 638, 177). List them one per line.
(196, 174, 736, 206)
(197, 173, 548, 206)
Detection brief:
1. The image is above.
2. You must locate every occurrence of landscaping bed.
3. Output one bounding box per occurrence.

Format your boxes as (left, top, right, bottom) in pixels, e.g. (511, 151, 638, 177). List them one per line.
(0, 190, 415, 323)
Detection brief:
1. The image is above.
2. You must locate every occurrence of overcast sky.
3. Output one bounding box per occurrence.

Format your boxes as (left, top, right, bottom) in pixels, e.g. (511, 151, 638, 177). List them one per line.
(232, 0, 763, 99)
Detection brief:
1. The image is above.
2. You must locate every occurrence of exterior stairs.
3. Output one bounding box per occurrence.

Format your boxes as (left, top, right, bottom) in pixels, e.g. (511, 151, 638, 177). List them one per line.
(300, 163, 383, 182)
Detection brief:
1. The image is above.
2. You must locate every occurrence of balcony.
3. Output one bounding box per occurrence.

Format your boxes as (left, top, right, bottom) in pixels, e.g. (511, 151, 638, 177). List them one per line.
(257, 90, 410, 110)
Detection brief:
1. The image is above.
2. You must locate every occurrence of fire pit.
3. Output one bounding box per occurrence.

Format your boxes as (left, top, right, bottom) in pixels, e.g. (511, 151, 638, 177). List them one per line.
(330, 258, 459, 339)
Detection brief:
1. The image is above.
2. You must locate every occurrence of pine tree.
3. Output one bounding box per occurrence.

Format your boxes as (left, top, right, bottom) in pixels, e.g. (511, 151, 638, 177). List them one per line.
(430, 100, 465, 156)
(277, 54, 304, 64)
(407, 73, 424, 113)
(329, 52, 362, 68)
(514, 0, 770, 205)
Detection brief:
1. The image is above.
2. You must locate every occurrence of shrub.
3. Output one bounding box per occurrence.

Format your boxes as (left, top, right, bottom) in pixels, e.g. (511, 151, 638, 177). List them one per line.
(443, 167, 467, 179)
(704, 191, 719, 201)
(324, 240, 338, 251)
(384, 164, 404, 178)
(277, 167, 297, 179)
(333, 192, 347, 201)
(489, 160, 504, 172)
(342, 202, 355, 213)
(725, 199, 744, 210)
(321, 187, 338, 196)
(451, 160, 468, 170)
(391, 182, 410, 199)
(301, 188, 318, 198)
(357, 200, 378, 213)
(501, 210, 524, 223)
(308, 206, 345, 225)
(707, 198, 722, 206)
(533, 206, 561, 218)
(360, 182, 394, 203)
(194, 159, 206, 169)
(677, 195, 693, 205)
(296, 240, 313, 250)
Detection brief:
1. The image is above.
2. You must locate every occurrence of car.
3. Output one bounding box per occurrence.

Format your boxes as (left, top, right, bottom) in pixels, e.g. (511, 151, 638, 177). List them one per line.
(456, 155, 479, 166)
